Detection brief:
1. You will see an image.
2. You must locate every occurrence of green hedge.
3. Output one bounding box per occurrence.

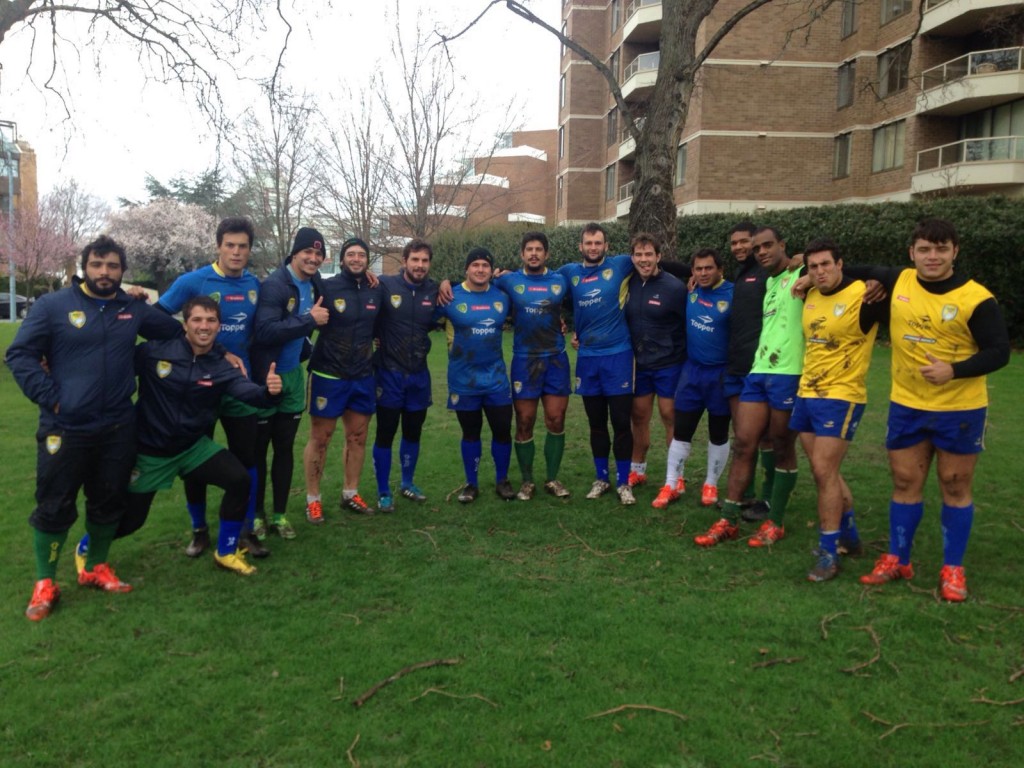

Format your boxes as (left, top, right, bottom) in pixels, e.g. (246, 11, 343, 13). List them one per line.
(432, 196, 1024, 342)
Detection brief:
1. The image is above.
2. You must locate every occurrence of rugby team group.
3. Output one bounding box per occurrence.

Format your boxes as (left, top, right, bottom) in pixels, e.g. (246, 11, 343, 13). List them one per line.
(5, 214, 1010, 621)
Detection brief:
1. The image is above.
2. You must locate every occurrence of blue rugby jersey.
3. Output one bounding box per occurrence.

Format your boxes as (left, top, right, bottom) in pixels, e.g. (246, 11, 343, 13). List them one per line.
(558, 253, 633, 357)
(436, 282, 511, 396)
(686, 279, 734, 367)
(494, 269, 567, 358)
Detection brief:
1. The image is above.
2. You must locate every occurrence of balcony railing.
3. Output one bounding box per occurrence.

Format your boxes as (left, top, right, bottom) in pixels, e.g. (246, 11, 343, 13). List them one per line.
(618, 180, 635, 202)
(622, 51, 660, 83)
(916, 135, 1024, 172)
(625, 0, 661, 22)
(620, 116, 647, 143)
(921, 46, 1024, 90)
(923, 0, 952, 9)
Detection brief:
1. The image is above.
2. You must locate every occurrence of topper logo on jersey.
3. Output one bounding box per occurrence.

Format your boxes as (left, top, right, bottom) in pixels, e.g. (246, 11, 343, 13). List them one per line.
(578, 288, 603, 308)
(472, 317, 498, 336)
(221, 312, 249, 334)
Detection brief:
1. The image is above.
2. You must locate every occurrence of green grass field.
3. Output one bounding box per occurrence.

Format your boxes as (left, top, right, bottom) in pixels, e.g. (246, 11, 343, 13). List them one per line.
(1, 321, 1022, 767)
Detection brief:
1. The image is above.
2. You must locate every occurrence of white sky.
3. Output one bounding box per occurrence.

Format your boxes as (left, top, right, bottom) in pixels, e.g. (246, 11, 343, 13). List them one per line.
(0, 1, 560, 207)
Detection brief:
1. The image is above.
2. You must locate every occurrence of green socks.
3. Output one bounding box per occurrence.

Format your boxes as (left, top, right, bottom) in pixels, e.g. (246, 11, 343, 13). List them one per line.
(33, 529, 68, 580)
(759, 448, 776, 500)
(514, 439, 535, 483)
(544, 432, 566, 482)
(85, 520, 118, 569)
(769, 468, 798, 525)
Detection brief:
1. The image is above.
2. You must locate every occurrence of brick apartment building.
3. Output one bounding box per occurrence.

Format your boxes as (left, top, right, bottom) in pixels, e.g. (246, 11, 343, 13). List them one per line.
(0, 121, 39, 219)
(557, 0, 1024, 225)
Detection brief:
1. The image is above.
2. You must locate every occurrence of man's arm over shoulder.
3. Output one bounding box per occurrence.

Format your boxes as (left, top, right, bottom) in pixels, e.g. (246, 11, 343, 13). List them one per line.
(139, 302, 184, 340)
(956, 298, 1010, 379)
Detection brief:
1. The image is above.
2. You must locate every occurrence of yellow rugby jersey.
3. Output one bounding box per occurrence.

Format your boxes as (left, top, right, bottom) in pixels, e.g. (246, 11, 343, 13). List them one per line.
(799, 281, 878, 402)
(890, 269, 993, 410)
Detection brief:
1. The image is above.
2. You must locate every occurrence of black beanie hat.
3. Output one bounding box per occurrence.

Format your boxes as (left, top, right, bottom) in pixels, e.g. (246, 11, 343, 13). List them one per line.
(290, 227, 326, 260)
(340, 237, 370, 258)
(465, 247, 494, 269)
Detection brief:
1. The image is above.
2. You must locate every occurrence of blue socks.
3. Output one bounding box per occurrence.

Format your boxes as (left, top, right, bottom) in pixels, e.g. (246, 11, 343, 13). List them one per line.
(594, 457, 610, 482)
(889, 500, 925, 565)
(461, 440, 482, 487)
(373, 445, 392, 496)
(400, 439, 420, 487)
(841, 509, 860, 543)
(819, 529, 840, 556)
(187, 502, 207, 530)
(218, 520, 243, 557)
(491, 440, 512, 483)
(941, 502, 974, 567)
(615, 459, 630, 488)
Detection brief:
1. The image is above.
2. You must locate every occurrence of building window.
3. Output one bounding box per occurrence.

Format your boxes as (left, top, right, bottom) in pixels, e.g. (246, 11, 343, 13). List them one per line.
(557, 177, 564, 209)
(558, 126, 565, 159)
(674, 143, 688, 186)
(559, 75, 566, 109)
(610, 49, 620, 81)
(606, 108, 618, 147)
(611, 0, 621, 32)
(833, 133, 852, 178)
(840, 0, 857, 38)
(877, 43, 910, 98)
(837, 60, 856, 109)
(605, 166, 616, 201)
(880, 0, 912, 24)
(872, 120, 905, 172)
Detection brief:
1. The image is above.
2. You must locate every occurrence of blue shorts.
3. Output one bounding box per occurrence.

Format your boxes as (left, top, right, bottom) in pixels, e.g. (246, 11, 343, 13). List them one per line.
(789, 397, 865, 441)
(740, 373, 800, 411)
(674, 360, 729, 416)
(309, 373, 377, 418)
(448, 388, 513, 411)
(511, 352, 572, 399)
(376, 367, 433, 411)
(723, 373, 747, 399)
(634, 363, 683, 398)
(575, 349, 634, 397)
(886, 402, 987, 454)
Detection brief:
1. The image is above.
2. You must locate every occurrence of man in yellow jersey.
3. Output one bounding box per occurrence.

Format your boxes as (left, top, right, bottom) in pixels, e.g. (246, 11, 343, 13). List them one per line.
(857, 219, 1009, 601)
(790, 240, 885, 582)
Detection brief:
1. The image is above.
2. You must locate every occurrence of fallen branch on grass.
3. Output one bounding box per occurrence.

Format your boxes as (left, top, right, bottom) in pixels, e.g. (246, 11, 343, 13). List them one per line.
(353, 658, 461, 708)
(585, 704, 688, 721)
(862, 711, 989, 740)
(331, 677, 346, 702)
(412, 529, 438, 550)
(820, 611, 849, 640)
(558, 521, 642, 558)
(971, 693, 1024, 707)
(410, 686, 499, 708)
(752, 657, 804, 669)
(1010, 665, 1024, 683)
(843, 625, 881, 675)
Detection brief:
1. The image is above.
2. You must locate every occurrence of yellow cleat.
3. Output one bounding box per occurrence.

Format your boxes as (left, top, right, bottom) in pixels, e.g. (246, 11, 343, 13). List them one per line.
(214, 549, 257, 576)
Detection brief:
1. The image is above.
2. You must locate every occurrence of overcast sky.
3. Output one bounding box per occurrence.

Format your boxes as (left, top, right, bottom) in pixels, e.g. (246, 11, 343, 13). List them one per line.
(0, 1, 560, 207)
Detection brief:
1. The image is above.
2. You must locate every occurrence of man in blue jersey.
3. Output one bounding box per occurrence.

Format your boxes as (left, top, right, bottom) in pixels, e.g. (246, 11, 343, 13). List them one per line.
(371, 239, 440, 512)
(7, 235, 184, 620)
(559, 223, 636, 505)
(303, 237, 385, 518)
(493, 232, 572, 501)
(156, 217, 268, 558)
(436, 248, 515, 503)
(623, 233, 687, 495)
(251, 227, 329, 537)
(654, 249, 733, 512)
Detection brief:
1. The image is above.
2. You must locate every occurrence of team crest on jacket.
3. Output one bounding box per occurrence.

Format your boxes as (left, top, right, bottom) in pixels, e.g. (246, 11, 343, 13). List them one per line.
(689, 294, 697, 303)
(315, 396, 328, 411)
(717, 300, 730, 313)
(450, 393, 460, 406)
(551, 284, 562, 296)
(513, 381, 522, 393)
(602, 268, 613, 281)
(334, 299, 346, 313)
(494, 301, 504, 313)
(68, 311, 86, 328)
(941, 304, 958, 322)
(210, 292, 221, 303)
(572, 276, 580, 286)
(390, 294, 402, 309)
(248, 290, 258, 304)
(514, 284, 525, 294)
(287, 297, 296, 312)
(45, 435, 62, 455)
(833, 303, 846, 317)
(456, 303, 468, 314)
(156, 361, 172, 378)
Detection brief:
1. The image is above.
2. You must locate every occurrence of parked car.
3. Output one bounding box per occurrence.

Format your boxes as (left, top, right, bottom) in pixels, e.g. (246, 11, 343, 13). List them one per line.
(0, 294, 31, 319)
